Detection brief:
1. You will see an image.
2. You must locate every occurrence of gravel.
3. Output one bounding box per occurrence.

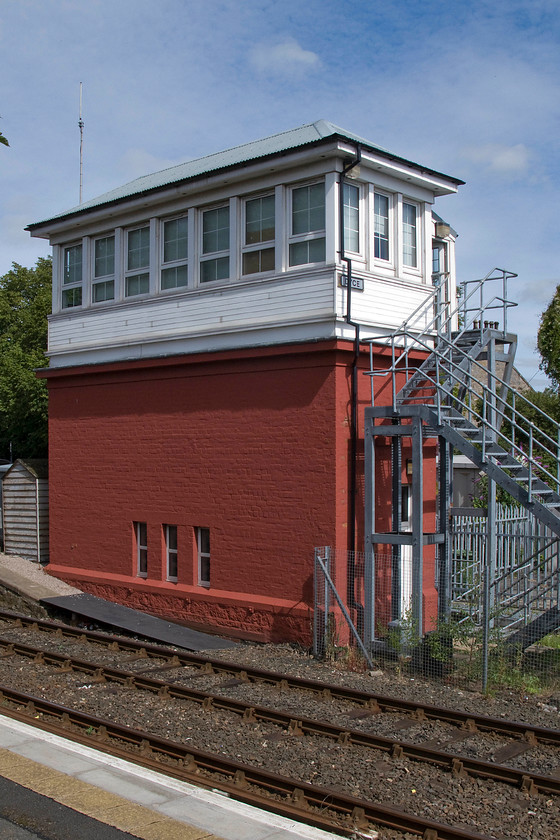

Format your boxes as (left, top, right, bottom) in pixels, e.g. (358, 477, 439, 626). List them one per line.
(1, 567, 560, 839)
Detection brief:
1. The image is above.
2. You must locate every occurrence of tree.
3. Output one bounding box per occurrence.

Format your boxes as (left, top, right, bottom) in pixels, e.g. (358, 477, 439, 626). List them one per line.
(0, 257, 51, 459)
(537, 284, 560, 391)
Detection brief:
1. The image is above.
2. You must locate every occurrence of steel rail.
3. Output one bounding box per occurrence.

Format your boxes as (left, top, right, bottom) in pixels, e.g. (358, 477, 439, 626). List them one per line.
(0, 683, 497, 840)
(1, 636, 559, 797)
(1, 608, 559, 747)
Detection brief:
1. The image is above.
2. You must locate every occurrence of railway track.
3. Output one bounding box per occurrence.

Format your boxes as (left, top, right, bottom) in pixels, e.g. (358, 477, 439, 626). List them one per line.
(0, 609, 560, 839)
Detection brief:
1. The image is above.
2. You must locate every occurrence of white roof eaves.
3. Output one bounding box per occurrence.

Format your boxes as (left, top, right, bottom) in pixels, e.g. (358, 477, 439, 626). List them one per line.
(27, 120, 464, 232)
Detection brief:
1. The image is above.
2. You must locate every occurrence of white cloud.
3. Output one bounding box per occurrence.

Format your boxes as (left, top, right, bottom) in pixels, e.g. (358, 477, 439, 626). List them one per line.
(249, 38, 321, 75)
(461, 143, 530, 175)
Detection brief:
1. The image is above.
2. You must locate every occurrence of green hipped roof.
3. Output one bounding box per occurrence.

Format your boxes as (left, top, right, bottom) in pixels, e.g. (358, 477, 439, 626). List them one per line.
(28, 120, 463, 230)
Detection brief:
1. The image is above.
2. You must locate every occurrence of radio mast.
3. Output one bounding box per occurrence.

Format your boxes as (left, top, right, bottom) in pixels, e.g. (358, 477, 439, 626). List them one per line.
(78, 82, 84, 204)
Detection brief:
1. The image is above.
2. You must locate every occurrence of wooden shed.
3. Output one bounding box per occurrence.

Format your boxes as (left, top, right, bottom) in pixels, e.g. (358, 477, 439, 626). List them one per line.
(2, 459, 49, 563)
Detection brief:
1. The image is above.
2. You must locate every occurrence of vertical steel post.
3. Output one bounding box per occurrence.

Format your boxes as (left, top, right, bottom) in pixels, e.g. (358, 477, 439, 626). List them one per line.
(364, 415, 375, 645)
(438, 438, 453, 621)
(411, 415, 424, 637)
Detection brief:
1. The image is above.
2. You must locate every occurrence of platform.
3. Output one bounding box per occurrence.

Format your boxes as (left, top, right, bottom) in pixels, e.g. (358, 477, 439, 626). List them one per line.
(0, 714, 336, 840)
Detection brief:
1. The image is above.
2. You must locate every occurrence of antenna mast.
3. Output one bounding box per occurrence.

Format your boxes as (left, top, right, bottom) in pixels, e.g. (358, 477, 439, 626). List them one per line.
(78, 82, 84, 204)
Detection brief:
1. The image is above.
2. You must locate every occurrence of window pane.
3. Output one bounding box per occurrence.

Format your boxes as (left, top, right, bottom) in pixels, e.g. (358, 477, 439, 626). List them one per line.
(242, 251, 260, 275)
(292, 184, 325, 234)
(93, 280, 114, 302)
(62, 287, 82, 308)
(343, 184, 359, 252)
(403, 202, 417, 267)
(199, 555, 210, 583)
(242, 247, 275, 275)
(138, 522, 147, 545)
(64, 245, 82, 285)
(245, 195, 275, 245)
(203, 207, 229, 254)
(199, 527, 210, 554)
(167, 525, 177, 551)
(201, 256, 229, 283)
(128, 227, 149, 270)
(163, 217, 188, 263)
(95, 236, 115, 278)
(126, 273, 149, 296)
(374, 194, 389, 261)
(289, 238, 325, 266)
(161, 265, 188, 289)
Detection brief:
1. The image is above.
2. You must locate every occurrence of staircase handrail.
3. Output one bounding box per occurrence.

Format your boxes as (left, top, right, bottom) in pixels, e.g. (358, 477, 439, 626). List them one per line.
(371, 324, 560, 496)
(365, 269, 518, 405)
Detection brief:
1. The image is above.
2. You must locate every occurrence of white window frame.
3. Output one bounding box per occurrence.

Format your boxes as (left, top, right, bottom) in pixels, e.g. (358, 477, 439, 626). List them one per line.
(288, 180, 326, 268)
(402, 200, 420, 271)
(62, 242, 83, 309)
(161, 214, 189, 292)
(342, 182, 360, 255)
(125, 224, 150, 298)
(241, 193, 275, 276)
(165, 524, 178, 582)
(134, 521, 148, 578)
(92, 233, 116, 304)
(197, 527, 210, 587)
(373, 191, 392, 264)
(200, 204, 230, 284)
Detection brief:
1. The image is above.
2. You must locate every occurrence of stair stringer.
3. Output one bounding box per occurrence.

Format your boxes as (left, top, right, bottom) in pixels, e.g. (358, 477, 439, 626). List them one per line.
(397, 404, 560, 539)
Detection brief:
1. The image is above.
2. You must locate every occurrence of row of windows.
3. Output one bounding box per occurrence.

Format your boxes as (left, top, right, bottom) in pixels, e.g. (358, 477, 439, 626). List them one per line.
(134, 522, 210, 587)
(61, 181, 421, 309)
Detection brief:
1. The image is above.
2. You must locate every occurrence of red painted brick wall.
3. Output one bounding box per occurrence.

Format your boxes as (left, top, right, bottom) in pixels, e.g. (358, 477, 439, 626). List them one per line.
(43, 339, 438, 643)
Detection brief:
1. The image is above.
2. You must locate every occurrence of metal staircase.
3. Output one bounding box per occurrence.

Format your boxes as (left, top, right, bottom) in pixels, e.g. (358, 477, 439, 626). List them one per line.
(363, 269, 560, 655)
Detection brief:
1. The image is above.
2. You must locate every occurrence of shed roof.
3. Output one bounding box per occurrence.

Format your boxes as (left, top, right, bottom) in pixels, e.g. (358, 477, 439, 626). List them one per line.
(5, 459, 49, 480)
(27, 120, 464, 230)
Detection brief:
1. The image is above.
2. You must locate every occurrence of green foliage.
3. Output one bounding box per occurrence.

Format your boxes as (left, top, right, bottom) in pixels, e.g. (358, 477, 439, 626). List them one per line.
(0, 132, 8, 148)
(538, 284, 560, 391)
(0, 257, 51, 459)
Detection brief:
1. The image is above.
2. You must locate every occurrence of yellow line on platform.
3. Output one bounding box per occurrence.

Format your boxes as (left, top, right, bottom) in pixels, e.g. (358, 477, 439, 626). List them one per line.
(0, 748, 221, 840)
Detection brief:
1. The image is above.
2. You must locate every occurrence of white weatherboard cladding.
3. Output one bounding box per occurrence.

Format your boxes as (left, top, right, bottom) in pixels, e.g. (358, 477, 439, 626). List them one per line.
(336, 275, 433, 332)
(48, 271, 336, 365)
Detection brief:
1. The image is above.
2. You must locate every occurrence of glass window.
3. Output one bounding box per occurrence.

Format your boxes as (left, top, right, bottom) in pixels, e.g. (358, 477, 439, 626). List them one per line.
(162, 216, 188, 290)
(163, 217, 188, 263)
(62, 244, 83, 309)
(203, 207, 229, 254)
(62, 287, 82, 308)
(242, 195, 275, 276)
(197, 527, 210, 587)
(128, 227, 149, 271)
(374, 194, 389, 261)
(245, 195, 275, 245)
(64, 244, 82, 285)
(343, 184, 359, 253)
(289, 239, 326, 266)
(135, 521, 147, 577)
(94, 236, 115, 278)
(289, 182, 326, 268)
(126, 274, 149, 297)
(292, 183, 324, 235)
(165, 524, 178, 581)
(93, 280, 114, 302)
(403, 202, 417, 268)
(201, 206, 229, 283)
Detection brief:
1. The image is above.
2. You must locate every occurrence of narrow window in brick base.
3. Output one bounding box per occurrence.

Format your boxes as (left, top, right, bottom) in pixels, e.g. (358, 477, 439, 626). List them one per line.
(165, 524, 178, 582)
(134, 521, 147, 578)
(197, 527, 210, 587)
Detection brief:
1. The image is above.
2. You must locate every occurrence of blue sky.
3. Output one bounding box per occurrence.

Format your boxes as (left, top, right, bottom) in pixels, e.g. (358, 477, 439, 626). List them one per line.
(1, 0, 559, 387)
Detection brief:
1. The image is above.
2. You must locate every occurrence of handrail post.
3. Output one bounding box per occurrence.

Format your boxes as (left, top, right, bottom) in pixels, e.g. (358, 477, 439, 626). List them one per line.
(528, 427, 533, 503)
(392, 337, 397, 411)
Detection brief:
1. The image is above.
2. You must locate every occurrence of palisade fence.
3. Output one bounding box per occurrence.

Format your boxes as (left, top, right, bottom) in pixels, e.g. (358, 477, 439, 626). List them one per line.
(314, 506, 560, 691)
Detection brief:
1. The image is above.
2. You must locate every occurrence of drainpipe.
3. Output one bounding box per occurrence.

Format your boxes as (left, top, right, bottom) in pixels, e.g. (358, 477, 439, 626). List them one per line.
(339, 147, 362, 610)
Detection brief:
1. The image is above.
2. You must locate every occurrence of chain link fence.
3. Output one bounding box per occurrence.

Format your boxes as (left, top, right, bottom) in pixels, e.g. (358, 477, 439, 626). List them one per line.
(314, 509, 560, 692)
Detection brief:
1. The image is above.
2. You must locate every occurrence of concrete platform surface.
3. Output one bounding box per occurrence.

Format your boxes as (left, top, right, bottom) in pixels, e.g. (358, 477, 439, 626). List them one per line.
(0, 714, 337, 840)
